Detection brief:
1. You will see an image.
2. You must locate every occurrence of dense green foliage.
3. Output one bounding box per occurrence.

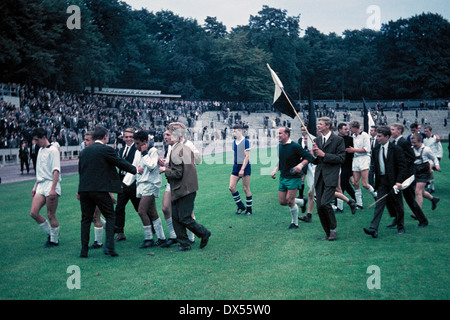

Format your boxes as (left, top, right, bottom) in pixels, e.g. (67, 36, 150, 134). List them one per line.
(1, 1, 449, 100)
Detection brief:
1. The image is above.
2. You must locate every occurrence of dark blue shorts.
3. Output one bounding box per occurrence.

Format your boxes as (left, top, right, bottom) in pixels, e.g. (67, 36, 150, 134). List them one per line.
(232, 163, 251, 176)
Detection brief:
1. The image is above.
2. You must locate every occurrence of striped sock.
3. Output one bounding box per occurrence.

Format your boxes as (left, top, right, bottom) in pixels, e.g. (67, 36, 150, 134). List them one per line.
(246, 195, 253, 213)
(232, 191, 245, 209)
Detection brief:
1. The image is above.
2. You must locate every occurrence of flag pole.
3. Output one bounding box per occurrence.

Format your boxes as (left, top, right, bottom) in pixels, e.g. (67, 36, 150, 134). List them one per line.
(267, 64, 315, 144)
(280, 86, 315, 144)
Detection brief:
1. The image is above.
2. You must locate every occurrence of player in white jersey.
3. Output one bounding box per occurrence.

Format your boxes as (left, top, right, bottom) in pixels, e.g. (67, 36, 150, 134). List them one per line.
(423, 125, 443, 193)
(30, 128, 61, 248)
(132, 130, 166, 248)
(346, 120, 377, 209)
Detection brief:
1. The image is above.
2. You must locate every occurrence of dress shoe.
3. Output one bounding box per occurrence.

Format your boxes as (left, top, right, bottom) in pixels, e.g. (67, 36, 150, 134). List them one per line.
(418, 220, 429, 227)
(44, 236, 59, 248)
(348, 199, 357, 215)
(386, 219, 397, 228)
(328, 230, 337, 241)
(154, 239, 166, 246)
(298, 214, 312, 222)
(160, 238, 177, 248)
(104, 248, 119, 257)
(363, 227, 378, 238)
(114, 233, 126, 242)
(431, 197, 440, 210)
(177, 245, 191, 252)
(79, 251, 88, 258)
(89, 241, 103, 249)
(45, 241, 59, 248)
(397, 228, 406, 234)
(139, 240, 155, 248)
(200, 231, 211, 249)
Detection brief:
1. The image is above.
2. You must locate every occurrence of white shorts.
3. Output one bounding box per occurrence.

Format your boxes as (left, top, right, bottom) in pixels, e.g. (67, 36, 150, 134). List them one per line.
(36, 180, 61, 197)
(352, 156, 371, 172)
(136, 183, 160, 198)
(306, 164, 316, 195)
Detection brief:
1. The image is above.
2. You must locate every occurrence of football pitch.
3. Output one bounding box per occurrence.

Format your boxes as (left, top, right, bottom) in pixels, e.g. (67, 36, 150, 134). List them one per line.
(0, 147, 449, 300)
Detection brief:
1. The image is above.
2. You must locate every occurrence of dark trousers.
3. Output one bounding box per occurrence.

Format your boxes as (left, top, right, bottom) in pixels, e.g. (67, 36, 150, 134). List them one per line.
(114, 182, 140, 233)
(20, 158, 30, 173)
(371, 176, 404, 231)
(171, 192, 209, 248)
(79, 191, 116, 255)
(315, 174, 337, 236)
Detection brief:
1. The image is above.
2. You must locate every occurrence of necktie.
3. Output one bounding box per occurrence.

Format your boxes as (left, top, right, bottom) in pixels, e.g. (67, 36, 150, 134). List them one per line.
(123, 146, 129, 159)
(322, 136, 326, 146)
(121, 146, 130, 176)
(381, 146, 387, 175)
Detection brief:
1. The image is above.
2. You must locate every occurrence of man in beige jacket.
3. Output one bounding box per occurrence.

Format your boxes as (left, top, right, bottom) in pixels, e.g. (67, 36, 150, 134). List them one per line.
(161, 122, 211, 251)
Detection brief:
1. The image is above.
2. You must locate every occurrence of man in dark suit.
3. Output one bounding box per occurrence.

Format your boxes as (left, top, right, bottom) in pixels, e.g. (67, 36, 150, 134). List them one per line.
(390, 123, 428, 227)
(114, 128, 140, 241)
(78, 126, 137, 258)
(364, 126, 407, 238)
(312, 117, 346, 241)
(30, 140, 39, 173)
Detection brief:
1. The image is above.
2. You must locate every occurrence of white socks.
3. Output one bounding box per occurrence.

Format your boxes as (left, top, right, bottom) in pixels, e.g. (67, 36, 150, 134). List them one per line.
(152, 218, 166, 240)
(143, 225, 153, 240)
(355, 189, 363, 206)
(289, 205, 299, 225)
(39, 220, 59, 244)
(50, 227, 59, 244)
(337, 199, 344, 210)
(144, 219, 166, 241)
(294, 198, 305, 207)
(368, 185, 377, 198)
(94, 227, 103, 245)
(165, 217, 177, 239)
(39, 220, 51, 235)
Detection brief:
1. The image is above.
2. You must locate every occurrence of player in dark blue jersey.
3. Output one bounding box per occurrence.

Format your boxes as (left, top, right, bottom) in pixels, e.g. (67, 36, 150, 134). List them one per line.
(228, 124, 253, 215)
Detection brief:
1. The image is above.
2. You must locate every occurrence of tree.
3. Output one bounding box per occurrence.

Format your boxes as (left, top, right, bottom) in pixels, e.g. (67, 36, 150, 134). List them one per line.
(211, 31, 272, 101)
(379, 13, 450, 98)
(247, 6, 301, 97)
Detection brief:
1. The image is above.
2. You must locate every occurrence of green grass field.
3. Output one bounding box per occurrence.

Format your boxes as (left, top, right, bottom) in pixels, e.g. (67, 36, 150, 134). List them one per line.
(0, 146, 449, 300)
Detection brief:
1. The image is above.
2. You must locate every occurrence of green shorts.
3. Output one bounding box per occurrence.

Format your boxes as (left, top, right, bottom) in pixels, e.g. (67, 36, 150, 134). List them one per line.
(278, 176, 303, 192)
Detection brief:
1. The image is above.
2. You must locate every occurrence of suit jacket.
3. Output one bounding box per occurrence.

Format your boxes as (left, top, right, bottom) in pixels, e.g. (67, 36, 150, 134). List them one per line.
(119, 144, 137, 164)
(371, 142, 407, 191)
(312, 133, 346, 187)
(78, 142, 137, 193)
(165, 142, 198, 201)
(394, 137, 415, 176)
(118, 143, 138, 180)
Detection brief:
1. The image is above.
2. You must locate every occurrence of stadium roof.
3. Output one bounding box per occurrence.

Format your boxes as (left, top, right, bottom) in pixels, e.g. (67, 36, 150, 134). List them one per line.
(85, 87, 181, 98)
